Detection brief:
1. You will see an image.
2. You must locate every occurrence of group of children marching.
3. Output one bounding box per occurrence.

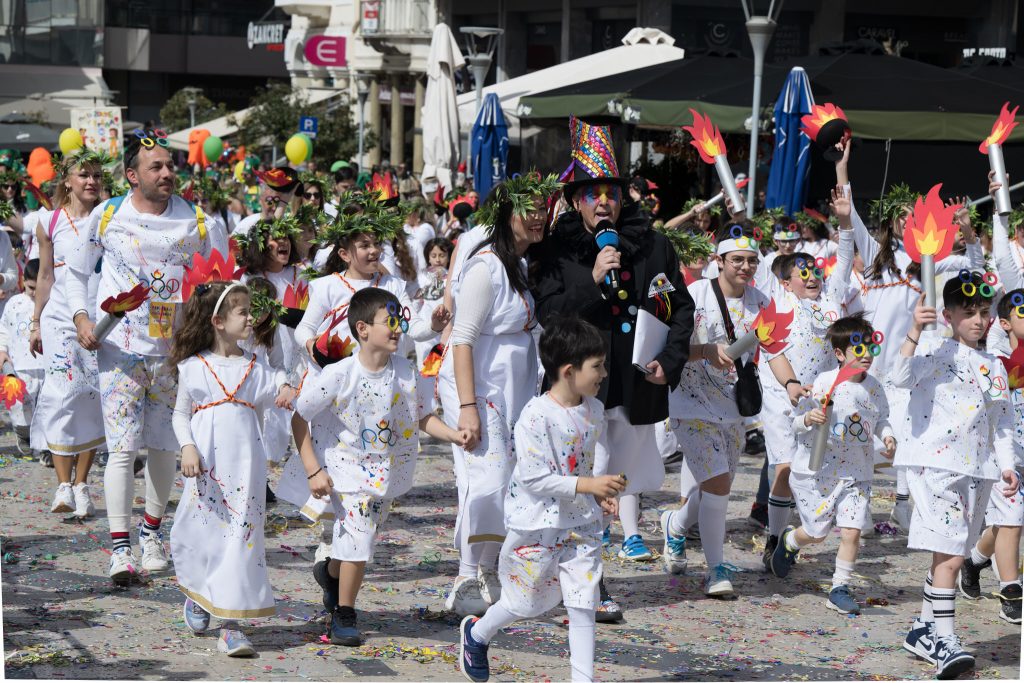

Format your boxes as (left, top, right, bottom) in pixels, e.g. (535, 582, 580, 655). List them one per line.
(0, 136, 1020, 683)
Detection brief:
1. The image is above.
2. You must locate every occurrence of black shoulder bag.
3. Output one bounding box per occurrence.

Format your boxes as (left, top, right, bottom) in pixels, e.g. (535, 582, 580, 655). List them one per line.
(709, 279, 762, 416)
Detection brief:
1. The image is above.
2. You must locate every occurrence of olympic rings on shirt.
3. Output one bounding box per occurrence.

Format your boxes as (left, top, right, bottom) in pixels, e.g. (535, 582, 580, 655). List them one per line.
(361, 419, 398, 451)
(132, 128, 169, 149)
(138, 271, 181, 301)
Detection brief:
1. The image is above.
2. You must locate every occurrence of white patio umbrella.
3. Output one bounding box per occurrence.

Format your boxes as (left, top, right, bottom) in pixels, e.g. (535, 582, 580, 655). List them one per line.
(421, 23, 465, 193)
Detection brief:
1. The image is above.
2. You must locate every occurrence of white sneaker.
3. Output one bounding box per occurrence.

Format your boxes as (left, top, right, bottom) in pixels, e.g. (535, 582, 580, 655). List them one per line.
(660, 510, 688, 575)
(138, 530, 170, 572)
(890, 500, 912, 529)
(50, 482, 74, 513)
(72, 483, 95, 518)
(445, 576, 488, 617)
(478, 567, 501, 605)
(109, 547, 140, 586)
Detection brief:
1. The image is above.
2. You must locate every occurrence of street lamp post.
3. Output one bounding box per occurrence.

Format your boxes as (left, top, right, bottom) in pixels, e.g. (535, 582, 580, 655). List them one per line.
(355, 73, 371, 169)
(741, 1, 783, 212)
(459, 26, 503, 180)
(182, 86, 202, 129)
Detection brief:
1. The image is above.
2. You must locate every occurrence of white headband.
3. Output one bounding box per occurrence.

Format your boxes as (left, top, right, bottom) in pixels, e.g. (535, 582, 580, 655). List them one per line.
(716, 237, 759, 256)
(213, 282, 244, 317)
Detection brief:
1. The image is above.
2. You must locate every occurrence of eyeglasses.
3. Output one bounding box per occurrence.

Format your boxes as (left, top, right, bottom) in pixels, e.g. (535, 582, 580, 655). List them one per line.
(1, 184, 15, 190)
(725, 256, 759, 267)
(303, 192, 322, 200)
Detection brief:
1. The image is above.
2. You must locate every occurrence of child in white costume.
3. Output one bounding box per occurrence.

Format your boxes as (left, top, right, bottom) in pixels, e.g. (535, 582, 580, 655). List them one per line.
(294, 287, 468, 647)
(0, 260, 44, 452)
(458, 318, 626, 683)
(767, 315, 896, 615)
(169, 281, 297, 657)
(892, 276, 1019, 679)
(662, 223, 807, 598)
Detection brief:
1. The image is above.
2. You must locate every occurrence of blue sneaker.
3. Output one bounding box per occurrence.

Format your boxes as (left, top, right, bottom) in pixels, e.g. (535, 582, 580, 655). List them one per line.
(826, 585, 860, 614)
(659, 510, 687, 574)
(934, 634, 974, 679)
(183, 598, 210, 633)
(618, 534, 652, 561)
(459, 615, 490, 682)
(217, 626, 256, 657)
(769, 526, 800, 579)
(329, 606, 361, 646)
(313, 560, 339, 612)
(703, 563, 737, 599)
(901, 618, 936, 664)
(601, 526, 611, 547)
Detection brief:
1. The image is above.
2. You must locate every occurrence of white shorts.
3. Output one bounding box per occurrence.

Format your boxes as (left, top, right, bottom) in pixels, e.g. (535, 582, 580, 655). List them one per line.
(904, 467, 990, 556)
(761, 397, 796, 466)
(594, 407, 663, 494)
(677, 420, 744, 485)
(985, 479, 1024, 528)
(655, 419, 678, 460)
(497, 520, 603, 618)
(330, 494, 391, 563)
(97, 345, 178, 453)
(789, 471, 870, 538)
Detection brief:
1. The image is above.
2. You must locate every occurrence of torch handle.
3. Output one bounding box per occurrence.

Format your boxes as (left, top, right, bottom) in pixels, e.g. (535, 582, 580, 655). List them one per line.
(702, 190, 726, 210)
(93, 312, 123, 342)
(714, 155, 746, 215)
(988, 143, 1013, 216)
(724, 328, 759, 361)
(807, 403, 833, 472)
(1, 361, 14, 377)
(922, 255, 936, 332)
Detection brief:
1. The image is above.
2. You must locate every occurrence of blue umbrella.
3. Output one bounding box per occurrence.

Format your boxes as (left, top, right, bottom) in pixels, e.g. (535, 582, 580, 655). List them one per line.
(471, 93, 509, 200)
(765, 67, 814, 216)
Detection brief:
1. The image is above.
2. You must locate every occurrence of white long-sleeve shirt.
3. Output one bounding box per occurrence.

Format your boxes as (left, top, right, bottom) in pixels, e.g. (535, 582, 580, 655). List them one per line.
(890, 339, 1017, 478)
(0, 293, 41, 371)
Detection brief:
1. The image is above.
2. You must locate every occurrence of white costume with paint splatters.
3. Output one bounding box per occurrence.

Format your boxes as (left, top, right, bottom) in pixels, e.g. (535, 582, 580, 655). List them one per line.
(0, 293, 45, 431)
(30, 208, 104, 455)
(170, 351, 285, 618)
(294, 354, 430, 563)
(496, 393, 604, 616)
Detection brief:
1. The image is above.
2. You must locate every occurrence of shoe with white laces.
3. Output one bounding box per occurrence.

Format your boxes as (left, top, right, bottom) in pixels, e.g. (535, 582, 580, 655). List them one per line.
(957, 555, 990, 600)
(478, 567, 501, 605)
(183, 598, 211, 633)
(138, 529, 170, 572)
(703, 563, 737, 599)
(50, 482, 74, 513)
(933, 633, 974, 679)
(901, 618, 937, 664)
(826, 585, 861, 614)
(445, 576, 488, 617)
(660, 510, 687, 575)
(889, 500, 912, 529)
(72, 483, 95, 518)
(218, 624, 256, 657)
(998, 583, 1022, 624)
(108, 547, 140, 586)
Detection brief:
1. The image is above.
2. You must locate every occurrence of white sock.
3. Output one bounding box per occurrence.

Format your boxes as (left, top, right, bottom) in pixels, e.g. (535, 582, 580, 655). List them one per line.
(930, 586, 956, 638)
(143, 449, 177, 519)
(698, 491, 729, 569)
(767, 495, 792, 537)
(103, 451, 140, 534)
(458, 560, 478, 579)
(682, 492, 701, 529)
(896, 469, 909, 497)
(920, 571, 934, 622)
(666, 507, 687, 537)
(619, 494, 640, 539)
(472, 602, 517, 644)
(970, 545, 990, 565)
(479, 542, 500, 572)
(783, 528, 803, 552)
(832, 558, 855, 589)
(679, 466, 700, 530)
(567, 606, 596, 682)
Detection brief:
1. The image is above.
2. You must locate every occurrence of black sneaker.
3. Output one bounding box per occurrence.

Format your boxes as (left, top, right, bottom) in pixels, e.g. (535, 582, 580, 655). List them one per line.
(957, 556, 990, 600)
(313, 560, 339, 612)
(743, 430, 766, 455)
(748, 502, 768, 530)
(39, 451, 53, 468)
(595, 579, 623, 623)
(769, 527, 800, 579)
(329, 605, 361, 646)
(998, 583, 1022, 624)
(762, 534, 778, 572)
(663, 450, 684, 465)
(266, 483, 277, 506)
(133, 456, 145, 477)
(933, 634, 974, 680)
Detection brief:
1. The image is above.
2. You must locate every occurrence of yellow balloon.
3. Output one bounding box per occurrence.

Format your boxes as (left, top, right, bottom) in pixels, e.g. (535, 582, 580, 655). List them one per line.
(285, 135, 309, 165)
(234, 160, 246, 182)
(59, 128, 84, 155)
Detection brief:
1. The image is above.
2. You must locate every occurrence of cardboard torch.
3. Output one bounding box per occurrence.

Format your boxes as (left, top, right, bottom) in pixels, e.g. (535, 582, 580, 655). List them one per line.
(94, 283, 150, 341)
(312, 308, 356, 368)
(903, 184, 960, 331)
(724, 299, 794, 361)
(701, 176, 750, 212)
(684, 110, 745, 215)
(800, 103, 851, 162)
(0, 363, 26, 408)
(808, 364, 867, 471)
(999, 342, 1024, 392)
(980, 102, 1019, 216)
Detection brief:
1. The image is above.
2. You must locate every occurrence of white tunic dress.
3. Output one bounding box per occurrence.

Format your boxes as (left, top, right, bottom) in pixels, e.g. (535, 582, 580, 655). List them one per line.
(170, 351, 283, 619)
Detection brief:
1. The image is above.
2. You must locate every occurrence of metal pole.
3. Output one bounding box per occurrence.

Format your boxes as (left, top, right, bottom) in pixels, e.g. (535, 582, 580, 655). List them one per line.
(188, 103, 196, 129)
(358, 104, 366, 170)
(745, 17, 776, 212)
(968, 179, 1024, 206)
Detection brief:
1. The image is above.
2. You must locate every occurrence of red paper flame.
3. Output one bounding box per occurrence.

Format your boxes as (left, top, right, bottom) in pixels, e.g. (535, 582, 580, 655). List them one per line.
(371, 172, 397, 200)
(100, 283, 150, 315)
(315, 308, 354, 360)
(283, 281, 309, 310)
(751, 299, 795, 355)
(420, 344, 444, 377)
(182, 249, 243, 301)
(800, 103, 848, 142)
(0, 374, 26, 408)
(980, 102, 1019, 153)
(1000, 343, 1024, 391)
(823, 363, 867, 408)
(903, 184, 960, 263)
(683, 110, 727, 164)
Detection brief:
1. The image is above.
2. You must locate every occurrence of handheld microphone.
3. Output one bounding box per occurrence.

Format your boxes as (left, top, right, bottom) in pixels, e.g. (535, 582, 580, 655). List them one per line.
(594, 219, 620, 290)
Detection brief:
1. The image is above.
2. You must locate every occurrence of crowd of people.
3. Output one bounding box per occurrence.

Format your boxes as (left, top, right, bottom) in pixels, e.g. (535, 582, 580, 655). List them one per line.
(0, 114, 1020, 683)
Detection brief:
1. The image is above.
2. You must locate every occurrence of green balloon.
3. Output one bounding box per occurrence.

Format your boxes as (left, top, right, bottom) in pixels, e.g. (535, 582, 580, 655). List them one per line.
(298, 133, 313, 160)
(202, 135, 223, 163)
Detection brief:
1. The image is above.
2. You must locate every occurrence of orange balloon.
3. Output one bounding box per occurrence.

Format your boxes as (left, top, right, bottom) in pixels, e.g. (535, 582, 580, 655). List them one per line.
(188, 129, 211, 167)
(27, 147, 55, 186)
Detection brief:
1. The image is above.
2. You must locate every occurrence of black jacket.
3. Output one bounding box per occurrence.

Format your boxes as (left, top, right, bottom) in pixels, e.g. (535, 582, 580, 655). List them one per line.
(531, 203, 695, 425)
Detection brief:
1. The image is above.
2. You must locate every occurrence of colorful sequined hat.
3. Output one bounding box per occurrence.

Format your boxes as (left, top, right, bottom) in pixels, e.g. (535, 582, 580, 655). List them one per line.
(562, 115, 627, 201)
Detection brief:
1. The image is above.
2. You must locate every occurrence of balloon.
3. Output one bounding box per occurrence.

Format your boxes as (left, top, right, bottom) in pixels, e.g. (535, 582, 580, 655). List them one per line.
(58, 128, 83, 155)
(27, 147, 55, 185)
(298, 133, 313, 159)
(188, 129, 211, 167)
(233, 160, 246, 182)
(285, 134, 312, 165)
(202, 135, 223, 163)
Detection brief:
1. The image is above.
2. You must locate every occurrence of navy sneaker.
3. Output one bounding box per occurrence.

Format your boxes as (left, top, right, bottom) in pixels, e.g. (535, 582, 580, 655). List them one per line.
(313, 560, 339, 612)
(934, 634, 974, 679)
(901, 618, 936, 664)
(826, 585, 860, 614)
(762, 535, 778, 572)
(957, 556, 990, 600)
(459, 616, 489, 682)
(769, 527, 800, 579)
(329, 606, 361, 646)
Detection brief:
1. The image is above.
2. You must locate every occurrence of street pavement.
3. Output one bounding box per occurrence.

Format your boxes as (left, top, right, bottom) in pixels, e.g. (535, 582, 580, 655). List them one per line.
(1, 423, 1021, 681)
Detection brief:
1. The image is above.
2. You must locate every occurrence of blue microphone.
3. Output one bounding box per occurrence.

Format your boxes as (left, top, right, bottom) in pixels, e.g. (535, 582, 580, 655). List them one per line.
(594, 219, 620, 289)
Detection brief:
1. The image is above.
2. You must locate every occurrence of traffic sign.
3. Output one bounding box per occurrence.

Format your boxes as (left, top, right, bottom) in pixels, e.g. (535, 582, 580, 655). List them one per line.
(299, 116, 319, 138)
(304, 35, 347, 68)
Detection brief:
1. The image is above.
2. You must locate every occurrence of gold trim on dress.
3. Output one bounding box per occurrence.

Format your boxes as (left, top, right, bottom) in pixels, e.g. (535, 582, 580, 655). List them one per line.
(178, 585, 276, 618)
(300, 503, 336, 522)
(468, 534, 505, 543)
(47, 435, 106, 456)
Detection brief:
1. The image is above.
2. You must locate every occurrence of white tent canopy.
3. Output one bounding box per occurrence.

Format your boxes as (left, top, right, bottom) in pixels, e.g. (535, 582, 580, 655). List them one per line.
(456, 27, 684, 139)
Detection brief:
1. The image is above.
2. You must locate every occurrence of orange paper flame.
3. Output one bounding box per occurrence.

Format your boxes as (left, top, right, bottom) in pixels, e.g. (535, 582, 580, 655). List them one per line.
(100, 283, 150, 315)
(683, 109, 727, 164)
(980, 102, 1019, 154)
(182, 249, 244, 301)
(0, 374, 26, 408)
(314, 308, 354, 360)
(420, 344, 444, 377)
(799, 103, 847, 142)
(1000, 343, 1024, 391)
(903, 184, 960, 263)
(371, 172, 397, 200)
(283, 281, 309, 310)
(823, 254, 838, 278)
(751, 299, 795, 355)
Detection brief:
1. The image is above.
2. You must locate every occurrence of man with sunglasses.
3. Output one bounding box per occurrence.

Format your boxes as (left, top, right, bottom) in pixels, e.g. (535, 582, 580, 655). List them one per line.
(532, 117, 695, 623)
(233, 166, 300, 237)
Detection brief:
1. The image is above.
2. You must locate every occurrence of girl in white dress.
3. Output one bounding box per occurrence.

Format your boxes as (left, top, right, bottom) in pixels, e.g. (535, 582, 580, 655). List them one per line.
(169, 281, 296, 657)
